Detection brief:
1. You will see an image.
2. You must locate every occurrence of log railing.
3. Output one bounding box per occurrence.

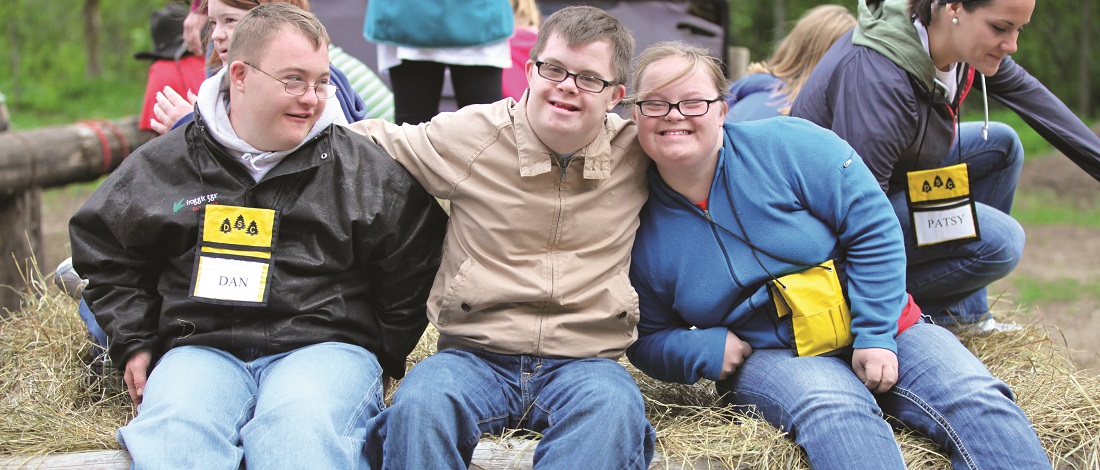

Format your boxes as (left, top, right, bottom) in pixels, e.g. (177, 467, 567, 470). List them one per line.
(0, 115, 156, 313)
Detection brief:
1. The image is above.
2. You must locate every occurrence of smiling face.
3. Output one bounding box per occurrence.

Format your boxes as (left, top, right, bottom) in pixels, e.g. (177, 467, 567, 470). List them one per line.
(227, 28, 329, 151)
(945, 0, 1034, 75)
(632, 56, 727, 173)
(524, 33, 625, 154)
(208, 0, 251, 65)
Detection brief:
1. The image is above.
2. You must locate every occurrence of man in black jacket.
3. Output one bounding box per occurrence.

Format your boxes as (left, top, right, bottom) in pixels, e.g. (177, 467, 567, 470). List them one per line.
(69, 4, 445, 468)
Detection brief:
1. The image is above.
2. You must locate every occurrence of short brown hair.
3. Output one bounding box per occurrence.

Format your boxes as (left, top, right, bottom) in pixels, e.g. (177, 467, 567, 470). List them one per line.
(629, 41, 729, 104)
(227, 3, 329, 67)
(529, 6, 635, 85)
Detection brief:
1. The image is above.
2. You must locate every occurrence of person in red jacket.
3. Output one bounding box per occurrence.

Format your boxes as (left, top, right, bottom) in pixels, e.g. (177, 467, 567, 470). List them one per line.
(135, 4, 205, 132)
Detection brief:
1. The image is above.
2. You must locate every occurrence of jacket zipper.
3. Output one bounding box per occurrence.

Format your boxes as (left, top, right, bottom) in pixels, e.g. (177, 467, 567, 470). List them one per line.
(538, 155, 574, 355)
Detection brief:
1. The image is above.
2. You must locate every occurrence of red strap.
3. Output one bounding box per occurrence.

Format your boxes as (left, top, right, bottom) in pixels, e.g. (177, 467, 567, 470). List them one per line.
(77, 120, 132, 175)
(896, 293, 922, 335)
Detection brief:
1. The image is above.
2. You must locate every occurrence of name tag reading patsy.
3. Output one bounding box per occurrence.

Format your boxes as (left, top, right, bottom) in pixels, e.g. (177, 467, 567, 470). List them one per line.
(189, 205, 279, 306)
(906, 163, 980, 247)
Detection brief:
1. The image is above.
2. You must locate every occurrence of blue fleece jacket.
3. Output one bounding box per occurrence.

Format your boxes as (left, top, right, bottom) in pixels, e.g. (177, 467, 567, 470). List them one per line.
(725, 73, 787, 123)
(626, 118, 908, 385)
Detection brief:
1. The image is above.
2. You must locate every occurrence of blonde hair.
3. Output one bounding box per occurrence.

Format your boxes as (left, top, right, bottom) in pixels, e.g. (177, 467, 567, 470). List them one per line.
(747, 4, 855, 112)
(628, 41, 729, 104)
(511, 0, 541, 29)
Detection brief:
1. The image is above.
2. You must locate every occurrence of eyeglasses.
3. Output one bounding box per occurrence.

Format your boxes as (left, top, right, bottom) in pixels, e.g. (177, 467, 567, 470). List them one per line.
(635, 98, 724, 117)
(534, 61, 614, 93)
(243, 61, 338, 99)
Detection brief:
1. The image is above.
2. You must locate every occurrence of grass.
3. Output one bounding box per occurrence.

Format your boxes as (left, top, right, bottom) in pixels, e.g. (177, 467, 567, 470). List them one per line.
(1010, 276, 1100, 306)
(1011, 190, 1100, 228)
(3, 76, 145, 131)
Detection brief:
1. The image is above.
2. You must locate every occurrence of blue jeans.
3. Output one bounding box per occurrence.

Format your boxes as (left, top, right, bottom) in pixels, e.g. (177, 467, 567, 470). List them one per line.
(78, 298, 108, 351)
(717, 323, 1049, 469)
(890, 121, 1025, 324)
(366, 349, 655, 469)
(118, 343, 383, 470)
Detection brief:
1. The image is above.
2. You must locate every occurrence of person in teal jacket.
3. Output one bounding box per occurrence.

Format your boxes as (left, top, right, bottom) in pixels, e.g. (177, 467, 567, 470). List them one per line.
(626, 41, 1049, 469)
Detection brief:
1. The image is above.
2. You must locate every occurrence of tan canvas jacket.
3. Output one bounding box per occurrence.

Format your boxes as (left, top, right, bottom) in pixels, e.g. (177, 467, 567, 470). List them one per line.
(346, 92, 649, 358)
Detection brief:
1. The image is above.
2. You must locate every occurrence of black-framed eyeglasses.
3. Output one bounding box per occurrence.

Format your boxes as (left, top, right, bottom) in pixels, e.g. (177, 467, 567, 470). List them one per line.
(635, 98, 724, 117)
(243, 61, 338, 99)
(534, 60, 614, 93)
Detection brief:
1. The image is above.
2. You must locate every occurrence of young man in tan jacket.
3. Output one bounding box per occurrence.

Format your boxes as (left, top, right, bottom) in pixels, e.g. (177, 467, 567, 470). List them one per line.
(347, 6, 655, 469)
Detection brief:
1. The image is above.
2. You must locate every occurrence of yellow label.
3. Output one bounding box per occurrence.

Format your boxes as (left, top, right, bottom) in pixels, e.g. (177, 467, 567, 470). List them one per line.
(202, 205, 276, 248)
(907, 163, 970, 203)
(200, 246, 273, 259)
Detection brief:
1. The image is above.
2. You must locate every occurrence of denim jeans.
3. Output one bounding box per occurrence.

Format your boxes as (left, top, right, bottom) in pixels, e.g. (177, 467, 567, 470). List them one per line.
(78, 298, 108, 351)
(118, 342, 384, 470)
(366, 348, 656, 469)
(717, 323, 1049, 469)
(890, 121, 1025, 324)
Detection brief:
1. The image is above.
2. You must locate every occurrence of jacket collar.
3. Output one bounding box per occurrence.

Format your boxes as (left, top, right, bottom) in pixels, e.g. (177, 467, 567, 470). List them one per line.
(194, 106, 335, 184)
(853, 0, 937, 91)
(514, 90, 614, 180)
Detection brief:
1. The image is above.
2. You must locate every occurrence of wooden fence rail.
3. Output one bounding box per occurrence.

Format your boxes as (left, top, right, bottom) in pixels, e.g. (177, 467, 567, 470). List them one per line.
(0, 116, 155, 313)
(0, 443, 722, 470)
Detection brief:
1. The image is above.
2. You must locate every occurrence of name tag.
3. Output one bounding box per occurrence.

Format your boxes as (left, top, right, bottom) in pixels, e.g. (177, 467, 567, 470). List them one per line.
(189, 205, 279, 306)
(911, 199, 978, 246)
(906, 164, 981, 247)
(192, 256, 270, 303)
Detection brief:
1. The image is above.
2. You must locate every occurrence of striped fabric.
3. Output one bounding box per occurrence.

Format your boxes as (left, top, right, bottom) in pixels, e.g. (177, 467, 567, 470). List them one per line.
(329, 45, 395, 122)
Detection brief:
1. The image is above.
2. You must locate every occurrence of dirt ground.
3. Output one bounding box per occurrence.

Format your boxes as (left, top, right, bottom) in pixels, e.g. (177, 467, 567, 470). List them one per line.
(995, 153, 1100, 373)
(28, 148, 1100, 374)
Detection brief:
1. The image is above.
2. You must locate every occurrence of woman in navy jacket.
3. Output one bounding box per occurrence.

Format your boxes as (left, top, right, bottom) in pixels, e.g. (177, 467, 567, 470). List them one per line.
(793, 0, 1100, 332)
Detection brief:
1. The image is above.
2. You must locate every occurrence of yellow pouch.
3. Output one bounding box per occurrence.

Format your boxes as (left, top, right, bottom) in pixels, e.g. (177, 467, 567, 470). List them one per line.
(769, 260, 853, 357)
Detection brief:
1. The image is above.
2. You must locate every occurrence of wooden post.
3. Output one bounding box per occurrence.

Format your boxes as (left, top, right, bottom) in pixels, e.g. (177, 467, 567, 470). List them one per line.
(0, 116, 154, 314)
(727, 46, 750, 82)
(0, 91, 27, 314)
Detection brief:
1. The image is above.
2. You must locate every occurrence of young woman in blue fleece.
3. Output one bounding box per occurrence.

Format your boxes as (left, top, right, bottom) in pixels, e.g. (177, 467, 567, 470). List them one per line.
(625, 41, 1050, 470)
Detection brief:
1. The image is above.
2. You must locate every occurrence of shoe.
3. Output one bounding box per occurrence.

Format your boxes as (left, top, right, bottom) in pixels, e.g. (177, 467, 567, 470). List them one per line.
(53, 257, 88, 300)
(945, 317, 1022, 335)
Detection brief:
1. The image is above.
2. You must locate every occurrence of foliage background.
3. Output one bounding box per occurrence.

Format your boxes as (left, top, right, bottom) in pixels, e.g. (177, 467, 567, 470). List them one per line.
(1, 1, 1096, 127)
(728, 0, 1099, 117)
(0, 0, 175, 129)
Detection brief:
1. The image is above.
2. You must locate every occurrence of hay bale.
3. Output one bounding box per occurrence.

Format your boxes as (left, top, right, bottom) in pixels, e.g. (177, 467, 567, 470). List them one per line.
(2, 270, 1098, 468)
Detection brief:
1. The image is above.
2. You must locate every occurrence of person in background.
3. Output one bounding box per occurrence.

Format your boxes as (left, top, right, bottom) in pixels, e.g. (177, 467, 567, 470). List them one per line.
(136, 3, 205, 132)
(725, 4, 855, 122)
(502, 0, 542, 101)
(626, 40, 1050, 470)
(364, 0, 511, 124)
(69, 4, 445, 467)
(183, 0, 208, 57)
(792, 0, 1100, 334)
(150, 0, 370, 134)
(347, 6, 655, 468)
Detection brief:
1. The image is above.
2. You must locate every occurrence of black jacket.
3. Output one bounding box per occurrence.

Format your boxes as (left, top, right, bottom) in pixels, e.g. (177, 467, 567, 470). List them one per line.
(70, 114, 446, 378)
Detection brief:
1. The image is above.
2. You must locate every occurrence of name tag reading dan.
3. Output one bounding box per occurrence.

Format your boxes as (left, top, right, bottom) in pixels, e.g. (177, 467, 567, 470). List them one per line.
(189, 205, 279, 306)
(193, 256, 270, 303)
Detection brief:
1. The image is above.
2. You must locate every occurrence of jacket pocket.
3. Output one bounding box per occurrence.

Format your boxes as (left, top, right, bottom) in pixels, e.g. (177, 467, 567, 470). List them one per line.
(438, 257, 480, 327)
(614, 268, 641, 336)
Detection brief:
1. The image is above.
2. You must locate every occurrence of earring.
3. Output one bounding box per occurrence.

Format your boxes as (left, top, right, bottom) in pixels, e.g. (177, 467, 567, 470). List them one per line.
(952, 17, 959, 24)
